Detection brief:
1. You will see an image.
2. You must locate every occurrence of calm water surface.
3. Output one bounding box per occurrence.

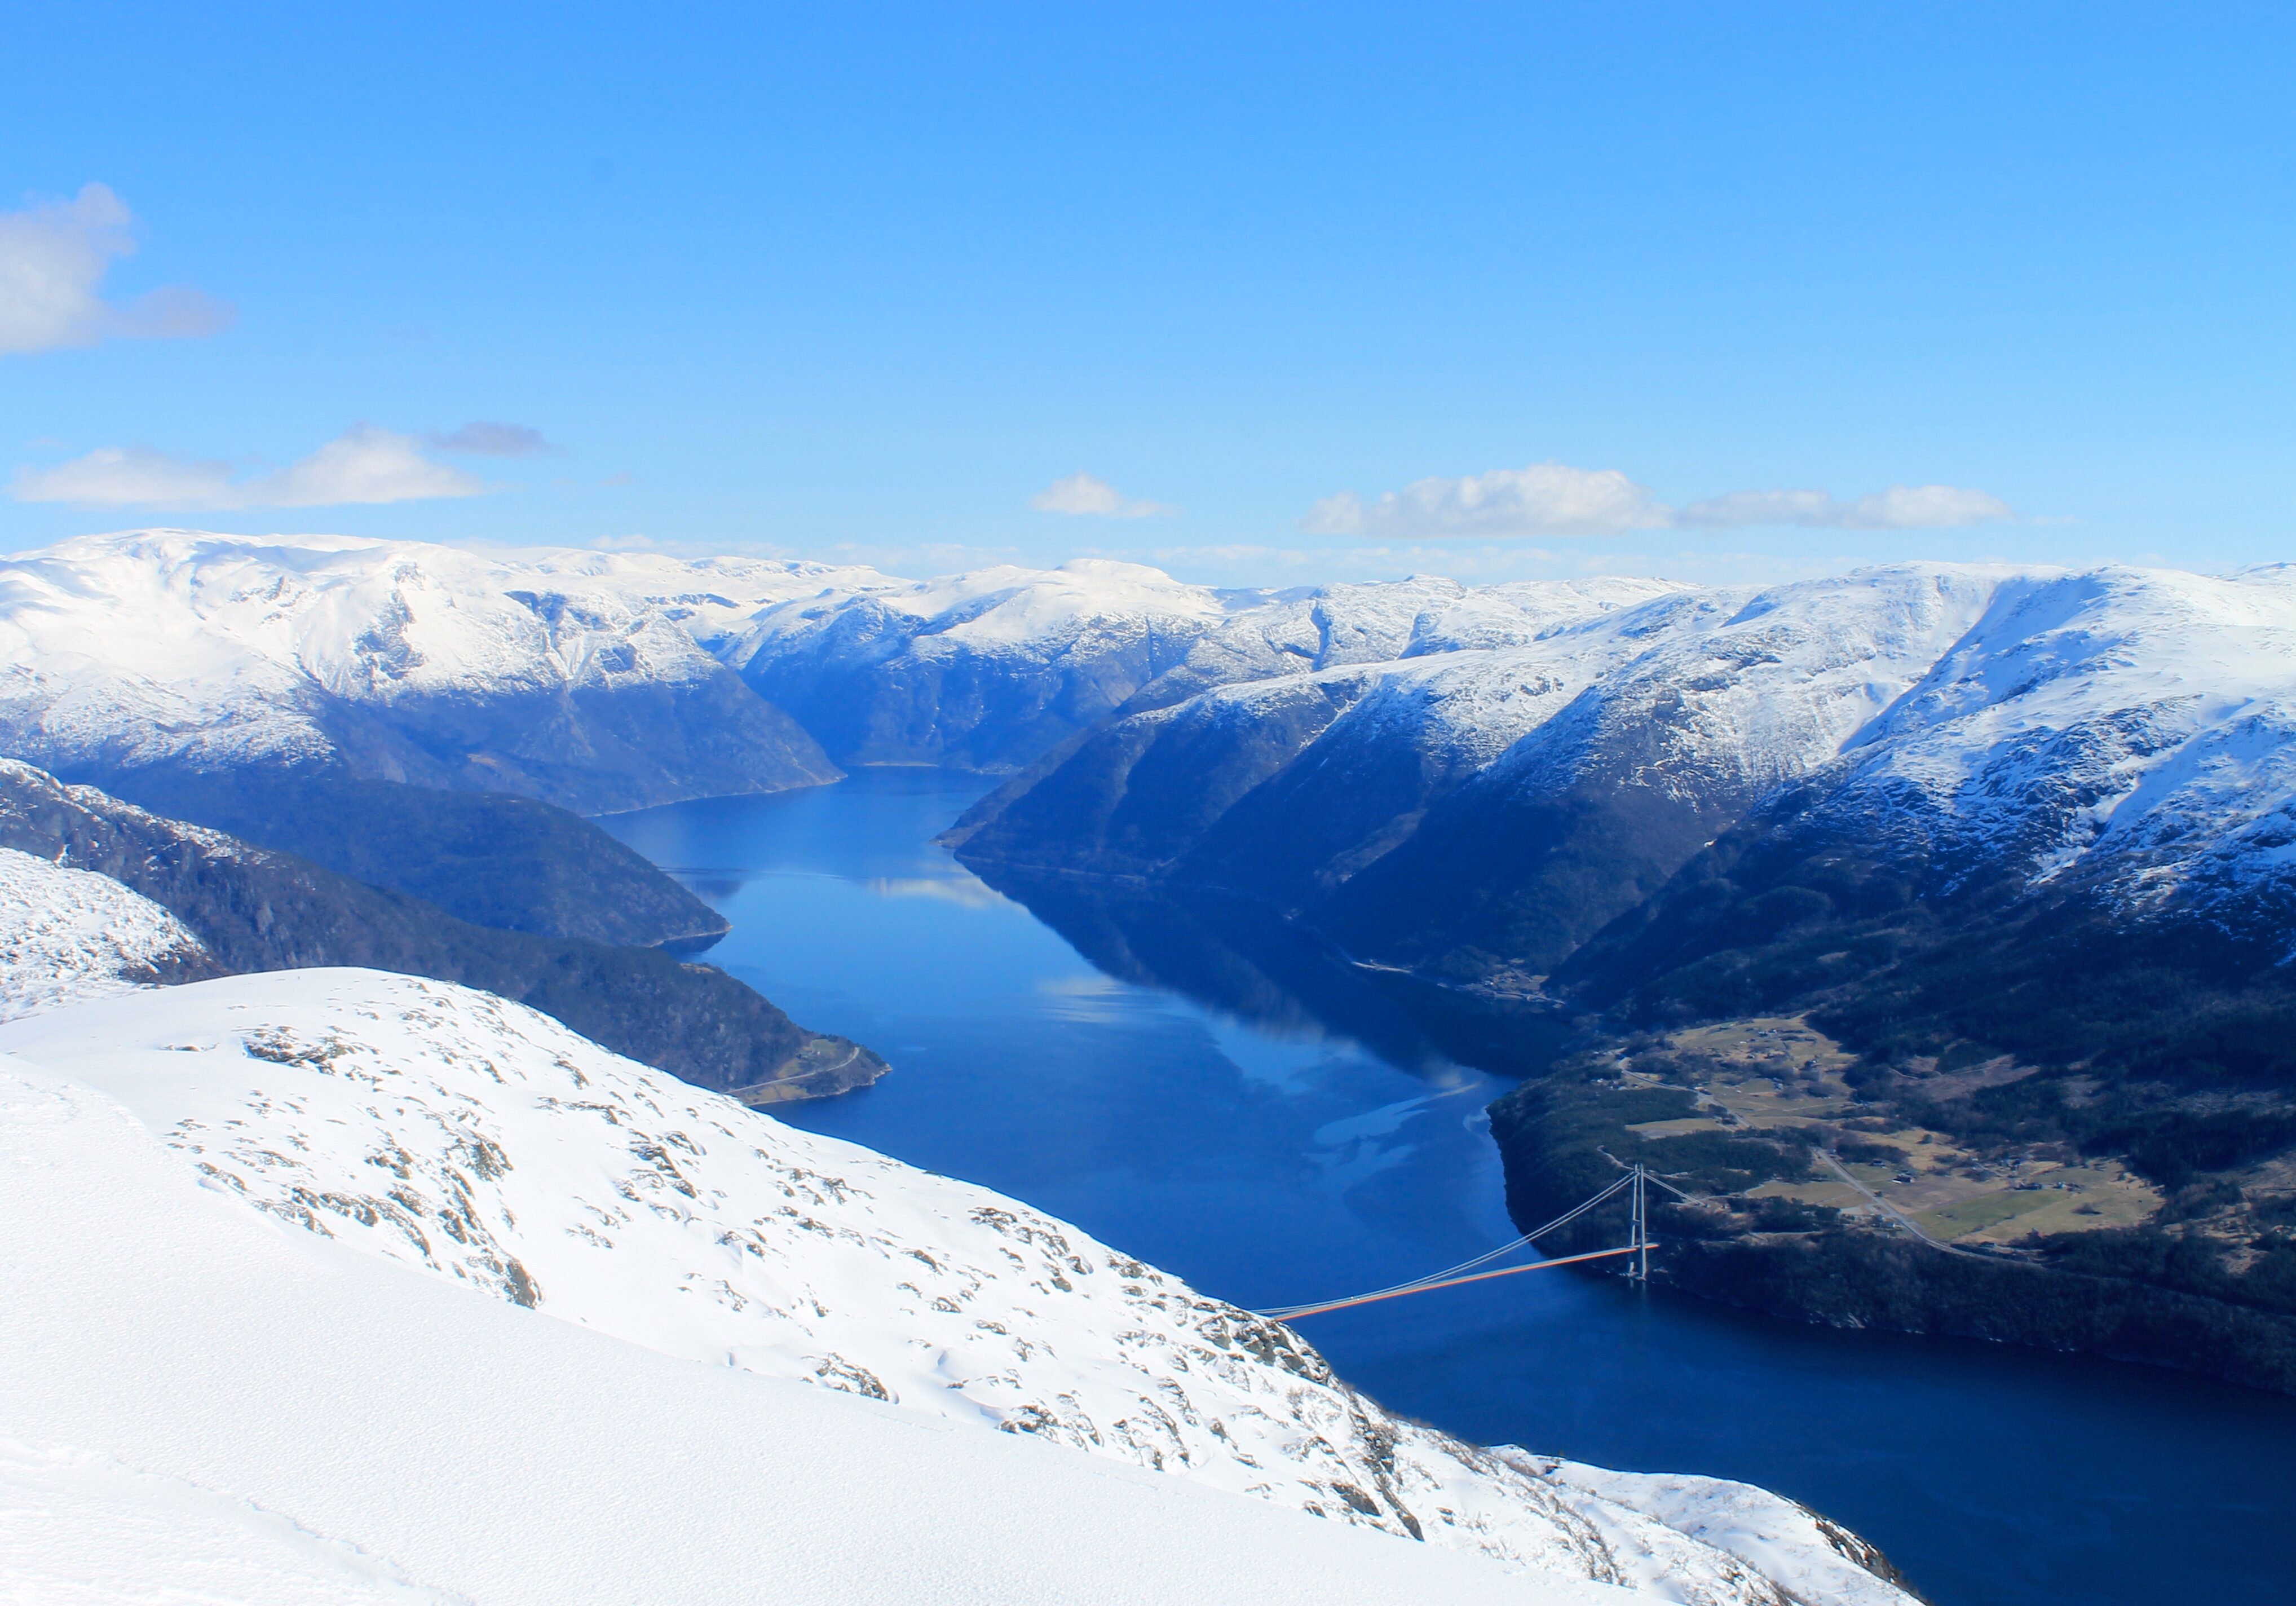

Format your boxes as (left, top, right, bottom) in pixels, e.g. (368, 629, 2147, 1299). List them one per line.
(603, 769, 2296, 1606)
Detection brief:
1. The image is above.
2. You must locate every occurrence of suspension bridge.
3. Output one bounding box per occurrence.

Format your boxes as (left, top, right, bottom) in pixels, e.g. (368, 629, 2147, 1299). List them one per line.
(1254, 1163, 1700, 1323)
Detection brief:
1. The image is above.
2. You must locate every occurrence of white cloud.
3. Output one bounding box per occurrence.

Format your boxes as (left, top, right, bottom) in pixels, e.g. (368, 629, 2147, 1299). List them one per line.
(1304, 462, 2016, 539)
(11, 425, 487, 509)
(9, 445, 237, 507)
(427, 421, 553, 456)
(1030, 472, 1175, 518)
(1301, 463, 1668, 539)
(0, 183, 234, 355)
(1677, 484, 2013, 529)
(1834, 484, 2014, 528)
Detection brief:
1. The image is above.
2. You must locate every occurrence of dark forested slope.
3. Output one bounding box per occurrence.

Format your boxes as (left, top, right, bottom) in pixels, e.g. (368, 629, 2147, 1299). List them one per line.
(0, 761, 881, 1102)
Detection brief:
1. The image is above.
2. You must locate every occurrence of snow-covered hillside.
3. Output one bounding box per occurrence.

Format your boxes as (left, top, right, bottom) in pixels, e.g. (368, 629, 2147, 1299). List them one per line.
(1776, 564, 2296, 932)
(731, 559, 1240, 769)
(735, 561, 1685, 768)
(0, 847, 216, 1022)
(0, 533, 1686, 797)
(0, 965, 1913, 1606)
(0, 1050, 1623, 1606)
(0, 530, 858, 811)
(956, 562, 2296, 970)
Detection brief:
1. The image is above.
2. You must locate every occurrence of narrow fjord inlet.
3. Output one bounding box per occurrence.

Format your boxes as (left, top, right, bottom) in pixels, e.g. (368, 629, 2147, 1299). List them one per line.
(604, 769, 2296, 1606)
(11, 17, 2296, 1597)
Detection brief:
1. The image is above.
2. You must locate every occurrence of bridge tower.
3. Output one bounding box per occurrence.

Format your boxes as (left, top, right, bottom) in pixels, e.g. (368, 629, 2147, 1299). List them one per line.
(1626, 1163, 1649, 1283)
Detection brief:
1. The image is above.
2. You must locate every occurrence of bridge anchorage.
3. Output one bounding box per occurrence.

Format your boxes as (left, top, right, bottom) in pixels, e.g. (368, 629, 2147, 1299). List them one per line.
(1254, 1163, 1698, 1323)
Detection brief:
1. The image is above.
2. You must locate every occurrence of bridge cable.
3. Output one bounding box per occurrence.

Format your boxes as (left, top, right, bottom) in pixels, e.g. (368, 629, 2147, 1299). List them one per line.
(1255, 1171, 1645, 1322)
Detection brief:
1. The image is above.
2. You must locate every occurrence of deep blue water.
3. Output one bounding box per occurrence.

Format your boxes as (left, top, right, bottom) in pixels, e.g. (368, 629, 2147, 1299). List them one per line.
(602, 768, 2296, 1606)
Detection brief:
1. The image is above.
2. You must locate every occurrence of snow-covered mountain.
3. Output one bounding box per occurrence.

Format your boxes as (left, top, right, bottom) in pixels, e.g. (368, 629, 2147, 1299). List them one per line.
(12, 531, 2286, 977)
(732, 559, 1233, 769)
(0, 530, 859, 813)
(954, 562, 2296, 978)
(1732, 564, 2296, 939)
(736, 563, 1686, 770)
(0, 942, 1912, 1604)
(0, 533, 1685, 805)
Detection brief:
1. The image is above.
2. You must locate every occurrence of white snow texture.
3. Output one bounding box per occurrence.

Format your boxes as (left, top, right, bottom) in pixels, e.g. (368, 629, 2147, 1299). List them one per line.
(0, 846, 209, 1022)
(0, 964, 1911, 1606)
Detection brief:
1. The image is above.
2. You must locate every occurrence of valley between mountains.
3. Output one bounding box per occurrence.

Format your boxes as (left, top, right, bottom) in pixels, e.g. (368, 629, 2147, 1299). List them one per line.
(4, 527, 2294, 1599)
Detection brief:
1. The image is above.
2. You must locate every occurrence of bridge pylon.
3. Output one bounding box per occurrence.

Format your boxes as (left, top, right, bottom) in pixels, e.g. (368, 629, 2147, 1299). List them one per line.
(1625, 1163, 1650, 1283)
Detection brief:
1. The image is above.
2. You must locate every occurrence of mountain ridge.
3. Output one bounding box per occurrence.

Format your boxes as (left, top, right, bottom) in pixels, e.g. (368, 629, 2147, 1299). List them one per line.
(0, 759, 881, 1102)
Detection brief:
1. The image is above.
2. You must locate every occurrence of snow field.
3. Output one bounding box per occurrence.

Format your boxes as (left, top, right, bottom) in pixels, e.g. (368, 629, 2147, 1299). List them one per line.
(0, 969, 1910, 1605)
(0, 1056, 1630, 1606)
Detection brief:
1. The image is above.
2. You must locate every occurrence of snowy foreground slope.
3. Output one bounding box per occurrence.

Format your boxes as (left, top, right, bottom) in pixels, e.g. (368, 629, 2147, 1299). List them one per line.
(0, 968, 1912, 1606)
(0, 1052, 1601, 1606)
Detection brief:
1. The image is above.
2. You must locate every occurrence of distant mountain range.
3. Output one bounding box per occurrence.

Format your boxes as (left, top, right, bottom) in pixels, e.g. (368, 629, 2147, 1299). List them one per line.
(7, 531, 2293, 1387)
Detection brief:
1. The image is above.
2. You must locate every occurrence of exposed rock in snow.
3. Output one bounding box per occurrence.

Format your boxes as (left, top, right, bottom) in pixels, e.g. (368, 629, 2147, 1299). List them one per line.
(0, 1052, 1633, 1606)
(0, 847, 219, 1022)
(0, 969, 1914, 1606)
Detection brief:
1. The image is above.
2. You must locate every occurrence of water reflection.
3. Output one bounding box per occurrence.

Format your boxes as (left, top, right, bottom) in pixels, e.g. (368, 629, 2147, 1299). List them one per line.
(967, 865, 1578, 1079)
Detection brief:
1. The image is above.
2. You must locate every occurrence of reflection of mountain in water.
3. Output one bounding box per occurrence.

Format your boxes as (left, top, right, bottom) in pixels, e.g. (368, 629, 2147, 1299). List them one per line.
(968, 866, 1577, 1082)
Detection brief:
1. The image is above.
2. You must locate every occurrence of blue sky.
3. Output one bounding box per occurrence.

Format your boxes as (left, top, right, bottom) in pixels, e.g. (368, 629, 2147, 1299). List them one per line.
(3, 3, 2290, 584)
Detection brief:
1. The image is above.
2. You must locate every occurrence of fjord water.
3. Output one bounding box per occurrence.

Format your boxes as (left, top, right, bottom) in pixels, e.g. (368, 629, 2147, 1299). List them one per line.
(602, 769, 2296, 1606)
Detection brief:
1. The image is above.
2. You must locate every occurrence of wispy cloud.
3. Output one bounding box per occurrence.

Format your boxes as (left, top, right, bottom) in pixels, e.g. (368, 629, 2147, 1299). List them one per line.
(1302, 464, 1667, 538)
(0, 183, 235, 356)
(1030, 472, 1175, 519)
(1677, 484, 2012, 529)
(1304, 462, 2015, 538)
(11, 425, 487, 509)
(425, 421, 554, 456)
